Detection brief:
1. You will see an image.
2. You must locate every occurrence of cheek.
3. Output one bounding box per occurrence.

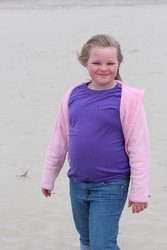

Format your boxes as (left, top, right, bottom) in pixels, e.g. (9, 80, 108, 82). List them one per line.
(112, 65, 118, 73)
(87, 65, 97, 74)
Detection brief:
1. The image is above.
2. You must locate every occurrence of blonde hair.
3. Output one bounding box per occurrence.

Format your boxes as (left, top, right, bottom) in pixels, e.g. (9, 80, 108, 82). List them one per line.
(77, 34, 123, 81)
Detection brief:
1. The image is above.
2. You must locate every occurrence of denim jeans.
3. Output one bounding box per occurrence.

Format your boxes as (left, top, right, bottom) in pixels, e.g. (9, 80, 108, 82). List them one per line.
(69, 177, 129, 250)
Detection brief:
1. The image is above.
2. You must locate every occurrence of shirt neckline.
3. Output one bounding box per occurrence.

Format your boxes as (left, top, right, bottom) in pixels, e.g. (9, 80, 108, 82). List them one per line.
(84, 81, 119, 93)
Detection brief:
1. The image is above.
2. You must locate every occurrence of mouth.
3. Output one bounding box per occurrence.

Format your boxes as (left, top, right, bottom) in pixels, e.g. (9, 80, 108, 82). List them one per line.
(98, 74, 109, 76)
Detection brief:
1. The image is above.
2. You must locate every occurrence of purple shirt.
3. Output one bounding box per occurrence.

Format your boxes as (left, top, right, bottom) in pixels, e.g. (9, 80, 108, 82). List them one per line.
(67, 82, 130, 183)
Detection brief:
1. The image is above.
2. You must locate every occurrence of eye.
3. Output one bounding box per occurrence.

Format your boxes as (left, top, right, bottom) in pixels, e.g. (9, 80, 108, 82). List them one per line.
(92, 62, 100, 65)
(108, 62, 114, 65)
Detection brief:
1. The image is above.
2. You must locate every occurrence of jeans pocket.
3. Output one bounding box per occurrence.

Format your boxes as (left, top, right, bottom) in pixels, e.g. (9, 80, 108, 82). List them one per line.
(102, 179, 129, 201)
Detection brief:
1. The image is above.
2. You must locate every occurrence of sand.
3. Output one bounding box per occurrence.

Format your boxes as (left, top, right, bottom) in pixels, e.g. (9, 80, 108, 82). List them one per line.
(0, 1, 167, 249)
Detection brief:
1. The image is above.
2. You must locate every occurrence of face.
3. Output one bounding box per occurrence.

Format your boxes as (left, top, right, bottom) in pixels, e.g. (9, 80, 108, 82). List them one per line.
(86, 46, 119, 90)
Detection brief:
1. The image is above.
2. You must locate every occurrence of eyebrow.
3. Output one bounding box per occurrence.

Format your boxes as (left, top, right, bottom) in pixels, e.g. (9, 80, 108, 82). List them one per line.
(91, 59, 115, 62)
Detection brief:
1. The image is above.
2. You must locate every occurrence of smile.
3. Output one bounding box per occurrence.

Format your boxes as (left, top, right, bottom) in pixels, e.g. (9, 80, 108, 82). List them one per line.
(98, 74, 109, 76)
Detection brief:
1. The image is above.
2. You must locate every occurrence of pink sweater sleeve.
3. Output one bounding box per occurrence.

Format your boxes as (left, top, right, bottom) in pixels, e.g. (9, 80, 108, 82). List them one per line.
(127, 105, 150, 202)
(40, 97, 68, 191)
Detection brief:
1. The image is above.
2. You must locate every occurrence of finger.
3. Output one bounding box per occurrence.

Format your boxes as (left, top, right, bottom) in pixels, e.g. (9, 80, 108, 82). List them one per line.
(43, 190, 48, 197)
(132, 204, 139, 213)
(45, 190, 51, 197)
(47, 190, 51, 197)
(42, 189, 46, 196)
(132, 204, 136, 213)
(137, 205, 143, 213)
(128, 200, 132, 207)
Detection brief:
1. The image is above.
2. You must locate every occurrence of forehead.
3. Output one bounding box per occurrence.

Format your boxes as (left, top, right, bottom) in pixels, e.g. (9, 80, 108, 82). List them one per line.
(89, 46, 117, 59)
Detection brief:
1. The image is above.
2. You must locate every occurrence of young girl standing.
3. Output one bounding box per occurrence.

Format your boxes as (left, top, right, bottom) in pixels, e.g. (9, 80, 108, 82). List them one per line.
(41, 34, 150, 250)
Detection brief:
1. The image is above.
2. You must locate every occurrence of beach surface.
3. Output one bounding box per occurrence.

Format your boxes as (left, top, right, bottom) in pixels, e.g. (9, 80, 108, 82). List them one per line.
(0, 1, 167, 249)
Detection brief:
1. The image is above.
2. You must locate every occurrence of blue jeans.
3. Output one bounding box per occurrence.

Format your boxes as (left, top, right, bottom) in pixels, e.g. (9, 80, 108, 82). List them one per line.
(69, 177, 129, 250)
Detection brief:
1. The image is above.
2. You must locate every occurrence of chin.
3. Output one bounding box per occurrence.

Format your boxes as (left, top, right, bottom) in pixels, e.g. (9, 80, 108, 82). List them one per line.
(99, 81, 111, 85)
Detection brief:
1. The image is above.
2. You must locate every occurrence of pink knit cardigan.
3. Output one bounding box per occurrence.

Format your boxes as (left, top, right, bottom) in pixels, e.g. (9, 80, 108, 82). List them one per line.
(40, 81, 150, 203)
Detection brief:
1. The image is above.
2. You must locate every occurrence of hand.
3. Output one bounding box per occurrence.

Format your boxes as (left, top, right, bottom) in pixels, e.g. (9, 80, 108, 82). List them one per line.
(128, 200, 148, 213)
(42, 188, 51, 198)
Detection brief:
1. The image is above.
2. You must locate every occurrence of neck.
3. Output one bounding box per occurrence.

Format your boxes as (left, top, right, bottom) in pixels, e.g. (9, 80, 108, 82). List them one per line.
(88, 81, 117, 91)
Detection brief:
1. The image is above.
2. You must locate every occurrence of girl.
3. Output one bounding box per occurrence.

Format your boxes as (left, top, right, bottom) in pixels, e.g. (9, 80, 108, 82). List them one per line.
(40, 34, 150, 250)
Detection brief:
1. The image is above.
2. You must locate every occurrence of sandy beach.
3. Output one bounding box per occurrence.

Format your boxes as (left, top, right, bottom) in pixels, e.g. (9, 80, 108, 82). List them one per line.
(0, 1, 167, 249)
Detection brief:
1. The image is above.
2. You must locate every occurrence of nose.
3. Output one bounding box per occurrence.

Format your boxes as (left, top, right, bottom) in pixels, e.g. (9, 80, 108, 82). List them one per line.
(100, 64, 107, 71)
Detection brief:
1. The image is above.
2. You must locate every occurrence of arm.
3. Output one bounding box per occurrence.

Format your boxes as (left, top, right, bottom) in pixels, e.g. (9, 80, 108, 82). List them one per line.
(40, 96, 69, 192)
(127, 105, 150, 210)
